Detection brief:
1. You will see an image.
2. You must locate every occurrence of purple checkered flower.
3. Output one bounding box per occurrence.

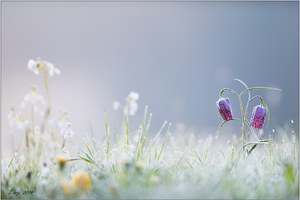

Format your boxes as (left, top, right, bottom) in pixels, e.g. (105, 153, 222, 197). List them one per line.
(250, 105, 267, 129)
(216, 98, 233, 121)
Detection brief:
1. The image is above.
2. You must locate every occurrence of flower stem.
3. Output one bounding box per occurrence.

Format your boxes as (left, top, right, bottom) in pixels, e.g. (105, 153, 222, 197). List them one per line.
(43, 69, 51, 107)
(124, 115, 129, 150)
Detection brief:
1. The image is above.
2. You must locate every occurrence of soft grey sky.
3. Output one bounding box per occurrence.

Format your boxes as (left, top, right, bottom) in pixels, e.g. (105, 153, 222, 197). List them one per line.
(2, 2, 298, 156)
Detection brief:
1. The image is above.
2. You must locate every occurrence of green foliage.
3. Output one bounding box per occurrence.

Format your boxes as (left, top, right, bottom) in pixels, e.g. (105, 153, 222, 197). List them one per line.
(2, 61, 297, 199)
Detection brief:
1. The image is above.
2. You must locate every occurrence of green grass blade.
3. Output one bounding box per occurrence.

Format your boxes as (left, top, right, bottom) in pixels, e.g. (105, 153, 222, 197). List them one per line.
(157, 123, 171, 161)
(240, 87, 281, 95)
(218, 118, 241, 135)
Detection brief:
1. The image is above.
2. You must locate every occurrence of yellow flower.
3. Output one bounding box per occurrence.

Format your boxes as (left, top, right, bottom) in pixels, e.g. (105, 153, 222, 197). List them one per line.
(71, 171, 92, 192)
(56, 155, 69, 170)
(61, 180, 72, 196)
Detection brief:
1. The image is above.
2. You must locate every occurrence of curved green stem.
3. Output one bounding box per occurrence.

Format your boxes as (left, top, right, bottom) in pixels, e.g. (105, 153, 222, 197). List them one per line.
(240, 87, 281, 96)
(218, 118, 241, 135)
(219, 88, 239, 99)
(235, 78, 251, 103)
(219, 88, 245, 145)
(235, 79, 251, 124)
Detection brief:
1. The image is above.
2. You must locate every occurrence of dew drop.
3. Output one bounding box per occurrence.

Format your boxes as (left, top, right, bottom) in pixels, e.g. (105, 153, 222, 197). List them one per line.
(291, 120, 294, 124)
(272, 129, 275, 133)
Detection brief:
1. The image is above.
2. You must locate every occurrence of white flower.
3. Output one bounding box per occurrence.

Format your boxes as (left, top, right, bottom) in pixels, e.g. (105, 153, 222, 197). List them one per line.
(40, 162, 49, 177)
(128, 91, 139, 101)
(28, 59, 40, 75)
(121, 144, 135, 162)
(102, 158, 115, 167)
(28, 57, 61, 77)
(113, 101, 121, 111)
(124, 91, 139, 116)
(59, 122, 74, 140)
(121, 152, 134, 162)
(22, 86, 45, 107)
(128, 144, 135, 152)
(7, 107, 28, 129)
(46, 62, 61, 77)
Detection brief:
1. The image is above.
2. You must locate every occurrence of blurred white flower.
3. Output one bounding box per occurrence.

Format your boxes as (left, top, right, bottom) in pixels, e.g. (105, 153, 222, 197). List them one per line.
(28, 57, 61, 77)
(121, 144, 135, 162)
(113, 101, 121, 111)
(128, 144, 135, 152)
(40, 162, 49, 177)
(59, 122, 74, 140)
(121, 152, 134, 162)
(128, 91, 139, 101)
(102, 158, 115, 167)
(124, 91, 139, 116)
(7, 107, 28, 129)
(40, 161, 50, 185)
(22, 86, 45, 107)
(28, 59, 40, 75)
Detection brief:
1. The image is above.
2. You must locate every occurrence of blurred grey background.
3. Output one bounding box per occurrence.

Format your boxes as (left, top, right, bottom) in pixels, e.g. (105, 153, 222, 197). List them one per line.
(2, 2, 298, 156)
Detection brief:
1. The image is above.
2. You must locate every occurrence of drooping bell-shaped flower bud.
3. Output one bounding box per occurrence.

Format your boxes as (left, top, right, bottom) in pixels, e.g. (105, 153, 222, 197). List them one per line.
(250, 105, 267, 129)
(216, 98, 233, 121)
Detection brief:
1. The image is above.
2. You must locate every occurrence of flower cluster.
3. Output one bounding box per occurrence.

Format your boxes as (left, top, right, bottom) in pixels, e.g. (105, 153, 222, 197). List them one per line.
(7, 107, 29, 129)
(21, 86, 45, 109)
(113, 91, 140, 116)
(216, 79, 281, 154)
(28, 58, 61, 77)
(7, 58, 74, 164)
(216, 98, 267, 129)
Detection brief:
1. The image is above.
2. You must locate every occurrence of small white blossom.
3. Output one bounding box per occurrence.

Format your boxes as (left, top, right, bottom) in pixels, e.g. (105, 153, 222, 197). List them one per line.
(28, 59, 39, 75)
(124, 91, 139, 116)
(7, 107, 28, 129)
(121, 144, 135, 162)
(46, 62, 61, 77)
(22, 86, 45, 107)
(121, 152, 134, 162)
(113, 101, 121, 111)
(128, 144, 135, 152)
(59, 122, 74, 140)
(128, 91, 139, 101)
(40, 162, 49, 177)
(102, 158, 115, 167)
(28, 57, 61, 77)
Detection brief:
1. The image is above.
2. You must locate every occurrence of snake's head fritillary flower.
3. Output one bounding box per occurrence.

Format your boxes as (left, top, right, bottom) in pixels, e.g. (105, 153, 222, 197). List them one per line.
(216, 98, 233, 121)
(250, 105, 267, 129)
